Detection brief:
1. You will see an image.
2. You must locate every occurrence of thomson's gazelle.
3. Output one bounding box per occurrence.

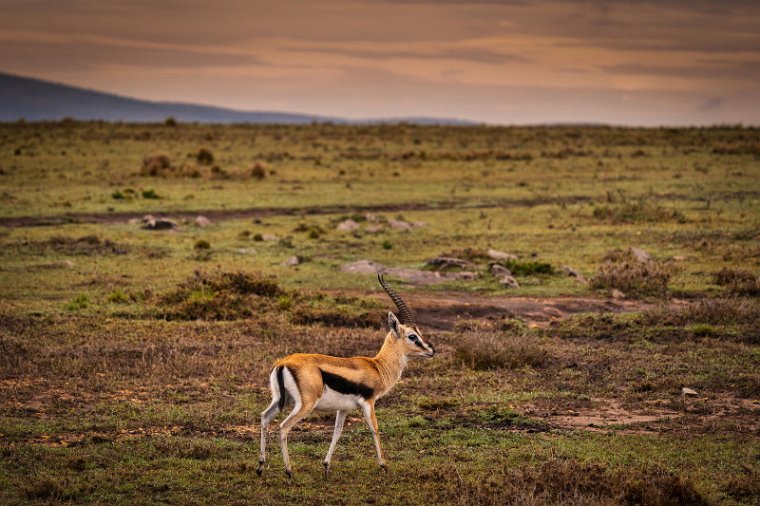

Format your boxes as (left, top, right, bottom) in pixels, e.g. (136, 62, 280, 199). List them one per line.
(257, 274, 435, 478)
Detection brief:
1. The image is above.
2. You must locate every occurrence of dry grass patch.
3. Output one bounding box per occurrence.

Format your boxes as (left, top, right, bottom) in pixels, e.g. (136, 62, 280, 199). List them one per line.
(592, 200, 686, 224)
(592, 249, 671, 298)
(452, 459, 706, 506)
(712, 267, 760, 296)
(454, 330, 550, 370)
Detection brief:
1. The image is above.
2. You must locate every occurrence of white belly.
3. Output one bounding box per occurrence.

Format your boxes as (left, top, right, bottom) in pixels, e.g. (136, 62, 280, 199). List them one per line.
(315, 386, 362, 411)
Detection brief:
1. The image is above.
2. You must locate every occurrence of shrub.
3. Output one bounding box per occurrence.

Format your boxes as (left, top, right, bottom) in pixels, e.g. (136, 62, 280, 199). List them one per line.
(140, 153, 172, 176)
(39, 235, 128, 256)
(107, 290, 130, 303)
(713, 267, 760, 296)
(454, 331, 549, 370)
(591, 249, 670, 297)
(503, 259, 554, 276)
(593, 200, 685, 224)
(452, 459, 706, 506)
(142, 189, 160, 199)
(164, 117, 177, 127)
(196, 147, 214, 165)
(111, 190, 126, 200)
(65, 294, 90, 311)
(157, 271, 281, 320)
(382, 240, 393, 250)
(251, 162, 267, 180)
(194, 240, 211, 250)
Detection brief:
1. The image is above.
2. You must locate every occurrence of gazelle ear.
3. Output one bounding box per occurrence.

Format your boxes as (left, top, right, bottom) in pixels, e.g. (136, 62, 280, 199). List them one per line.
(387, 312, 401, 337)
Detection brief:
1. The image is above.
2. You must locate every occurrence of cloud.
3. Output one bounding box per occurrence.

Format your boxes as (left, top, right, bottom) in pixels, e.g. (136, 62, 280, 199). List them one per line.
(0, 36, 262, 72)
(289, 46, 531, 65)
(698, 96, 725, 111)
(602, 61, 760, 81)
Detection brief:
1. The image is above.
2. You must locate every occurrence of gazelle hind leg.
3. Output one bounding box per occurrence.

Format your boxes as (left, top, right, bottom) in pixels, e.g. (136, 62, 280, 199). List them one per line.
(323, 410, 347, 479)
(256, 399, 280, 476)
(361, 401, 387, 471)
(279, 400, 316, 478)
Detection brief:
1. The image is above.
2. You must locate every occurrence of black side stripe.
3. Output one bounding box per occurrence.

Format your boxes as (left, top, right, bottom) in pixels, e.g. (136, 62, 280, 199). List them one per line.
(276, 366, 288, 411)
(320, 370, 374, 399)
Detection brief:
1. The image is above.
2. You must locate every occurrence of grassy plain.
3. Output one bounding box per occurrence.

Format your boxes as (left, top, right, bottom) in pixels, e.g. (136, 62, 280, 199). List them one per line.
(1, 122, 759, 505)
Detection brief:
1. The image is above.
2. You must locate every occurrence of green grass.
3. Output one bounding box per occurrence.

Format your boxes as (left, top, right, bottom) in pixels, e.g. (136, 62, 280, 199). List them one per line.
(1, 122, 759, 504)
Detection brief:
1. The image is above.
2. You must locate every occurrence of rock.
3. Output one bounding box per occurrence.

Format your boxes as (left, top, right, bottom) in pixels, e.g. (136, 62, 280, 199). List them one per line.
(142, 216, 179, 231)
(410, 221, 426, 228)
(562, 265, 588, 284)
(610, 288, 625, 299)
(195, 215, 212, 227)
(341, 260, 385, 274)
(232, 248, 257, 255)
(388, 219, 413, 231)
(282, 255, 300, 267)
(337, 219, 360, 232)
(127, 217, 142, 225)
(364, 224, 384, 233)
(630, 247, 651, 263)
(490, 264, 512, 277)
(427, 257, 469, 271)
(261, 234, 278, 242)
(672, 255, 687, 261)
(487, 248, 518, 261)
(385, 268, 444, 284)
(681, 387, 698, 397)
(499, 275, 520, 288)
(365, 213, 379, 222)
(455, 271, 479, 281)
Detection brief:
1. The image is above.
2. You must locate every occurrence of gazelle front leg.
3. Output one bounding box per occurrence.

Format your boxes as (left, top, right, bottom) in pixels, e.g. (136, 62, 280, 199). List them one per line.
(361, 400, 387, 472)
(323, 410, 347, 478)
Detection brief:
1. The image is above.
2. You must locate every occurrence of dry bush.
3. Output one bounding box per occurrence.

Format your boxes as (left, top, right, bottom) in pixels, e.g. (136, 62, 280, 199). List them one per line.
(643, 298, 760, 333)
(592, 249, 670, 298)
(157, 271, 281, 320)
(454, 331, 550, 370)
(553, 298, 760, 344)
(155, 271, 382, 326)
(21, 235, 129, 256)
(289, 307, 379, 328)
(550, 313, 638, 341)
(140, 153, 173, 176)
(195, 147, 214, 165)
(592, 201, 685, 224)
(712, 267, 760, 296)
(452, 459, 706, 506)
(723, 466, 760, 504)
(251, 161, 267, 180)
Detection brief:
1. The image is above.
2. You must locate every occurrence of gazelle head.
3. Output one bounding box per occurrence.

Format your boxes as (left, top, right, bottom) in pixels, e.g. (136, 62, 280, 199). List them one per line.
(379, 274, 435, 358)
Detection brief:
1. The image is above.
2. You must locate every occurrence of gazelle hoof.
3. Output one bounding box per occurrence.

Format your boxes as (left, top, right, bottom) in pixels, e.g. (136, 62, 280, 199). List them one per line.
(380, 463, 389, 473)
(285, 469, 293, 479)
(256, 461, 264, 476)
(323, 462, 330, 479)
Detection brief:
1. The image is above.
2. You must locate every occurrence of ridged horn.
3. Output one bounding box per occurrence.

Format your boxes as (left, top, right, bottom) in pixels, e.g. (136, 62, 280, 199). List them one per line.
(378, 273, 416, 325)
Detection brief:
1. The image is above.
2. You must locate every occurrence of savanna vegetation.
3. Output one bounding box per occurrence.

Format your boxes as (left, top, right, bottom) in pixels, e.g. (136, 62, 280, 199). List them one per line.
(1, 121, 759, 505)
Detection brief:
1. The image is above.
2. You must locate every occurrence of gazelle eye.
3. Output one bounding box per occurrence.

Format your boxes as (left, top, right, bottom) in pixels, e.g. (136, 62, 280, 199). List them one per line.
(408, 334, 418, 342)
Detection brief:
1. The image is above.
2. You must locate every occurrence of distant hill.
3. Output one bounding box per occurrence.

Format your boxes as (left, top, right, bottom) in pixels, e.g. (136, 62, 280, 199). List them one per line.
(0, 72, 477, 125)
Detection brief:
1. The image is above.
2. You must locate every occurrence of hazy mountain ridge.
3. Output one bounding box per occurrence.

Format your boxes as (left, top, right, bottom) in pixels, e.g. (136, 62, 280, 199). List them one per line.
(0, 72, 477, 125)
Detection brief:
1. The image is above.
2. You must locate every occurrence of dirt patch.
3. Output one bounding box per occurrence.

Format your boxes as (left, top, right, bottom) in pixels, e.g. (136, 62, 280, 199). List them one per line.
(0, 196, 593, 228)
(342, 260, 475, 285)
(526, 398, 682, 433)
(370, 291, 660, 330)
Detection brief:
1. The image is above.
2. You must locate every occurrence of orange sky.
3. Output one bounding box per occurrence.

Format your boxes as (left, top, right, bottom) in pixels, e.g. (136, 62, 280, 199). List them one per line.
(1, 0, 759, 125)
